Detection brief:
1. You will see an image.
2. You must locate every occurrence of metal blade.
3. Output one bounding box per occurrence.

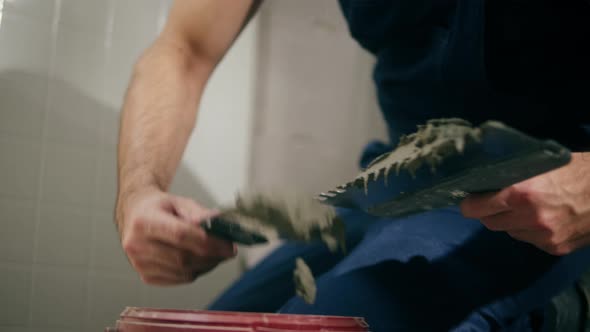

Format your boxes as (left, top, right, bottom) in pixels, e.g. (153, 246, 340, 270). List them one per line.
(317, 120, 571, 218)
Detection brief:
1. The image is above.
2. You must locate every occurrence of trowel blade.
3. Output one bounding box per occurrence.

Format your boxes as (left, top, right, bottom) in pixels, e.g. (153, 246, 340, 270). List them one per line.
(317, 122, 571, 219)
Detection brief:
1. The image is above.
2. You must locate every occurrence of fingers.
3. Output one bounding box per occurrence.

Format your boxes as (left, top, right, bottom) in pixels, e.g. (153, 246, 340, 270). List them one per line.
(168, 196, 236, 257)
(129, 242, 225, 285)
(479, 211, 519, 232)
(460, 189, 512, 219)
(119, 191, 238, 286)
(478, 207, 549, 232)
(132, 241, 221, 270)
(142, 212, 236, 259)
(171, 196, 218, 226)
(130, 213, 235, 258)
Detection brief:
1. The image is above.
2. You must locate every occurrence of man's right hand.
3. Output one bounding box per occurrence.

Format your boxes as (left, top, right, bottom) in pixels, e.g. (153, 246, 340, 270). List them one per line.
(116, 189, 236, 286)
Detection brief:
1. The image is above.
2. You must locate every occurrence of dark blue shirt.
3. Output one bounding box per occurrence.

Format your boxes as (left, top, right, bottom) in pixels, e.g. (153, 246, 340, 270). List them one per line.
(338, 0, 590, 151)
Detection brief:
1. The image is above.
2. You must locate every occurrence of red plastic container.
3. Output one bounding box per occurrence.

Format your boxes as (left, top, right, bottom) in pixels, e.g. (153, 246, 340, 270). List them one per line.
(106, 307, 370, 332)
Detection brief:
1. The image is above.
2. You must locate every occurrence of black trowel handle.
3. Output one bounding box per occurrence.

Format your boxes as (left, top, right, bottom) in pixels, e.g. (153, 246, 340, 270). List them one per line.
(200, 217, 269, 245)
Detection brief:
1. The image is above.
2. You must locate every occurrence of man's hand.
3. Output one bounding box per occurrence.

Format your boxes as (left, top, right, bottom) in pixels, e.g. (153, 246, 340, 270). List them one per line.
(461, 153, 590, 255)
(117, 189, 236, 285)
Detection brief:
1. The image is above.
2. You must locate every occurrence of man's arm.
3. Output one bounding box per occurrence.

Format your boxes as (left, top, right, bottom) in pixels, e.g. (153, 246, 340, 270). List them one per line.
(116, 0, 260, 285)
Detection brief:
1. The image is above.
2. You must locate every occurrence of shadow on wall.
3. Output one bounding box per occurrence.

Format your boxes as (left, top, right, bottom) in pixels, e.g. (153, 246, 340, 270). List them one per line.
(0, 69, 240, 331)
(0, 69, 217, 206)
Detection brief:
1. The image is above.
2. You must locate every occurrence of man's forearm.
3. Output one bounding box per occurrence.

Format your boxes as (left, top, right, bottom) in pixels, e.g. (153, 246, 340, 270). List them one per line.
(116, 39, 213, 220)
(114, 0, 260, 284)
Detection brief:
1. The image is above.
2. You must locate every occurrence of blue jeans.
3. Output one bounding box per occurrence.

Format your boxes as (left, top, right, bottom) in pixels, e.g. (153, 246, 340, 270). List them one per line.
(209, 207, 590, 331)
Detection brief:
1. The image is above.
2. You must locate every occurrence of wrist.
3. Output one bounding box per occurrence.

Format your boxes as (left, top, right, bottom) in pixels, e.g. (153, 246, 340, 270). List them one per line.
(115, 182, 162, 230)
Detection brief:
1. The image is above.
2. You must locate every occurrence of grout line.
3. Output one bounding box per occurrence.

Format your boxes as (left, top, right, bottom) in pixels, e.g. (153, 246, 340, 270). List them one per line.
(28, 0, 62, 327)
(0, 261, 35, 270)
(104, 0, 115, 50)
(247, 3, 270, 189)
(84, 1, 117, 329)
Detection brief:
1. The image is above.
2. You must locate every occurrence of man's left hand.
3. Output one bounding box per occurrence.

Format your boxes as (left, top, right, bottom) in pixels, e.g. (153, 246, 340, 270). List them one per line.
(461, 153, 590, 255)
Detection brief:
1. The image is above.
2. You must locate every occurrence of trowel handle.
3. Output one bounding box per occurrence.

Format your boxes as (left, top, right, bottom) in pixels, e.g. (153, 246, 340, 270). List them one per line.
(201, 217, 269, 245)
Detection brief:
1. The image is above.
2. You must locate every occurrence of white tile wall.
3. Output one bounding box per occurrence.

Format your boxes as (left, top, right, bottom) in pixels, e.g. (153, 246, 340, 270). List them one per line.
(0, 0, 249, 330)
(0, 198, 36, 263)
(45, 84, 103, 148)
(0, 138, 41, 199)
(91, 212, 135, 274)
(41, 143, 98, 207)
(0, 14, 52, 73)
(0, 327, 31, 332)
(58, 0, 110, 31)
(0, 263, 32, 326)
(0, 75, 47, 139)
(142, 260, 241, 310)
(2, 0, 55, 23)
(0, 10, 51, 141)
(30, 266, 87, 329)
(86, 273, 141, 331)
(35, 203, 92, 267)
(95, 144, 117, 211)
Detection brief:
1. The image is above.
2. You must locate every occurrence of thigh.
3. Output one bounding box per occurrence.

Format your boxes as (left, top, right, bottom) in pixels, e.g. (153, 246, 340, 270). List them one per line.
(280, 208, 590, 331)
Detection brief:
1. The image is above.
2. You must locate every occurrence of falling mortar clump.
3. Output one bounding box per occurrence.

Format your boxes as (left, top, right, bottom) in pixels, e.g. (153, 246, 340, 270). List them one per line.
(220, 191, 346, 253)
(293, 258, 316, 304)
(356, 118, 482, 193)
(219, 191, 346, 304)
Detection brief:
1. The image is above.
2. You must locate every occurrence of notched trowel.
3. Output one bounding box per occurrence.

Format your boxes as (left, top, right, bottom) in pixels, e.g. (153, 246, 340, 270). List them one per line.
(318, 118, 571, 218)
(203, 119, 571, 245)
(202, 192, 346, 248)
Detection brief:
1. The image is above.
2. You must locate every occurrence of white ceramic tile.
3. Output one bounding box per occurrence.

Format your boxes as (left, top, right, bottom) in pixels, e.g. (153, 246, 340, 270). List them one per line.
(0, 15, 52, 73)
(101, 49, 135, 108)
(36, 203, 91, 267)
(168, 166, 217, 208)
(100, 111, 119, 146)
(102, 0, 161, 105)
(155, 0, 173, 34)
(2, 0, 56, 22)
(44, 77, 102, 148)
(30, 266, 87, 329)
(52, 26, 107, 99)
(0, 70, 47, 139)
(91, 212, 134, 274)
(58, 0, 110, 32)
(41, 142, 97, 207)
(0, 9, 51, 141)
(112, 0, 160, 44)
(0, 264, 32, 326)
(87, 274, 141, 330)
(145, 260, 240, 309)
(95, 144, 117, 211)
(0, 138, 41, 199)
(0, 198, 36, 263)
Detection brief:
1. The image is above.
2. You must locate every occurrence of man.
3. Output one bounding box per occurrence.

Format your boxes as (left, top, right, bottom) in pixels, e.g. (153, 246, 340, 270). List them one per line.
(116, 0, 590, 330)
